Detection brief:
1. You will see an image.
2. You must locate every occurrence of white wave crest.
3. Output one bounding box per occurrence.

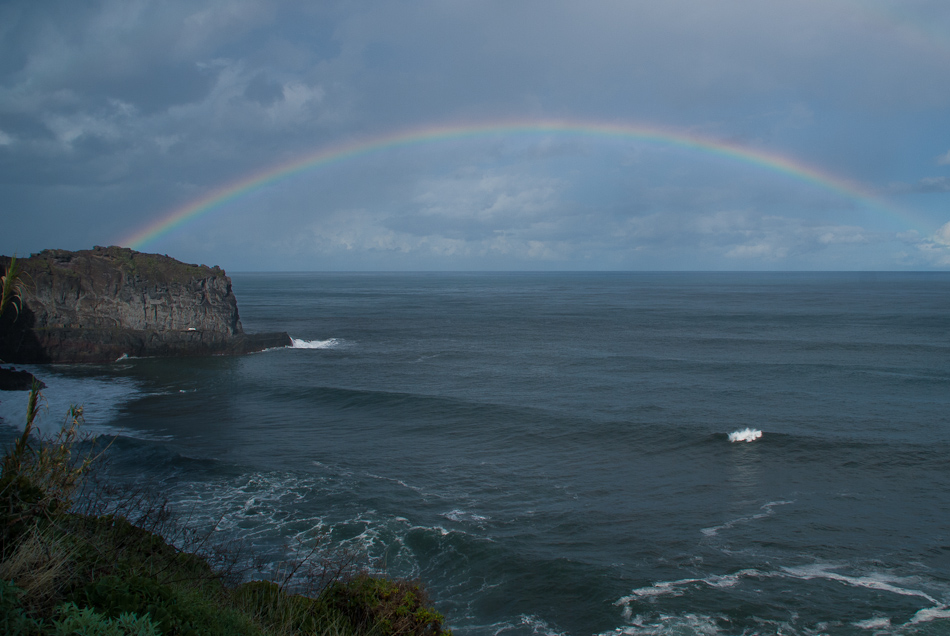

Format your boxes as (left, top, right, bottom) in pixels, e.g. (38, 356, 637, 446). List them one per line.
(604, 612, 723, 636)
(290, 337, 340, 349)
(911, 606, 950, 625)
(781, 564, 940, 605)
(728, 428, 762, 443)
(443, 508, 490, 523)
(701, 500, 794, 537)
(615, 563, 950, 634)
(853, 617, 891, 629)
(616, 569, 761, 605)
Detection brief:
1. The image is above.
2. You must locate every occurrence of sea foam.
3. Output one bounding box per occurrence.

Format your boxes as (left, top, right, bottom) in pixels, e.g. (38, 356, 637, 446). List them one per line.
(701, 500, 794, 537)
(290, 337, 340, 349)
(728, 428, 763, 443)
(616, 563, 948, 635)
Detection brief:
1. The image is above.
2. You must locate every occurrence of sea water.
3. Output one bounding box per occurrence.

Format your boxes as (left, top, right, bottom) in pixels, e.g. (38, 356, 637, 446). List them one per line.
(1, 272, 949, 636)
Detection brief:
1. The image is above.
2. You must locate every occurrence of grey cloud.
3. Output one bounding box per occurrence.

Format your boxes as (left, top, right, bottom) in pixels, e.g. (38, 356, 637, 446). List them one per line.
(335, 1, 950, 120)
(1, 0, 949, 270)
(897, 222, 950, 267)
(629, 210, 877, 262)
(895, 177, 950, 193)
(380, 171, 565, 243)
(88, 63, 216, 114)
(244, 73, 284, 105)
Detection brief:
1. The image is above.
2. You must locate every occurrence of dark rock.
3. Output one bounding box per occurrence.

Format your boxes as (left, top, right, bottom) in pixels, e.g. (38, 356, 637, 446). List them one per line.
(0, 366, 44, 391)
(0, 247, 290, 363)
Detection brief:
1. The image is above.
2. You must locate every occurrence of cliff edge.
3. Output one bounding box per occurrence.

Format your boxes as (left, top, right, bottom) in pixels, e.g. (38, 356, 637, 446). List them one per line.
(0, 246, 290, 363)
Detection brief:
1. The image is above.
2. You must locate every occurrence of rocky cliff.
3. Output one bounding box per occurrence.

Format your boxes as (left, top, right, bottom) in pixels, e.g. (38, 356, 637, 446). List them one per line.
(0, 246, 290, 363)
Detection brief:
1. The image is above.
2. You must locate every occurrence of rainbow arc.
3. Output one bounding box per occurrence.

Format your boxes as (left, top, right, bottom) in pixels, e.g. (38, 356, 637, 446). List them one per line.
(120, 120, 904, 250)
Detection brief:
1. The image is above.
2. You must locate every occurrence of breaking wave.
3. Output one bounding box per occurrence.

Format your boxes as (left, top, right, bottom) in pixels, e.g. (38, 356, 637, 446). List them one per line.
(290, 337, 341, 349)
(614, 562, 950, 635)
(728, 428, 762, 443)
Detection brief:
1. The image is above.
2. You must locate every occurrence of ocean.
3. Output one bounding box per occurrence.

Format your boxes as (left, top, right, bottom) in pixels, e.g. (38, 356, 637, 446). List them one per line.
(2, 272, 949, 635)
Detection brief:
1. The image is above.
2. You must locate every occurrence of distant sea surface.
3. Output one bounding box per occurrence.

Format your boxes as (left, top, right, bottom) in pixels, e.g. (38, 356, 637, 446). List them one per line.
(3, 272, 950, 636)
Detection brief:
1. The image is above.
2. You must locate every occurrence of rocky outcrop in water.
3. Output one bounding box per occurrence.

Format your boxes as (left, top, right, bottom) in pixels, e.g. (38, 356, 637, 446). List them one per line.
(0, 246, 290, 363)
(0, 366, 44, 390)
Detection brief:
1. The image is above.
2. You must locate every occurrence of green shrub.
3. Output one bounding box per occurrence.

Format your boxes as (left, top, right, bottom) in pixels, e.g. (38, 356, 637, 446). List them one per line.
(0, 384, 106, 555)
(234, 579, 355, 636)
(61, 513, 214, 585)
(79, 576, 176, 633)
(51, 602, 161, 636)
(322, 575, 450, 636)
(0, 253, 27, 320)
(79, 574, 259, 636)
(0, 579, 43, 636)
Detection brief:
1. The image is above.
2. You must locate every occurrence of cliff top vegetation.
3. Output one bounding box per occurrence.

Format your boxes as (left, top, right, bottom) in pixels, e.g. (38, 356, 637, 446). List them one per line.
(3, 247, 227, 286)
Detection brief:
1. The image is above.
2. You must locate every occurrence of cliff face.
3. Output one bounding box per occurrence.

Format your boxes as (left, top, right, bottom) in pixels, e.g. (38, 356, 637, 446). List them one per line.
(0, 246, 290, 363)
(17, 246, 242, 335)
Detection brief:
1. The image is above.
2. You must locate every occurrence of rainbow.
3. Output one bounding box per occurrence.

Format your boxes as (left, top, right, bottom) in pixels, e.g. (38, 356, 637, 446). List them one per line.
(120, 120, 902, 249)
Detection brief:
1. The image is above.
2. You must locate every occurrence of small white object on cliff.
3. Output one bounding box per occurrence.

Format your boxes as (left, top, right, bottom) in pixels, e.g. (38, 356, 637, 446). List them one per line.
(728, 428, 763, 443)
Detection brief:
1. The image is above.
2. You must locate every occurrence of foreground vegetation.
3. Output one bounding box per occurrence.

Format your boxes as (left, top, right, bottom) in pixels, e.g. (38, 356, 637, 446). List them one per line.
(0, 383, 451, 636)
(0, 255, 449, 635)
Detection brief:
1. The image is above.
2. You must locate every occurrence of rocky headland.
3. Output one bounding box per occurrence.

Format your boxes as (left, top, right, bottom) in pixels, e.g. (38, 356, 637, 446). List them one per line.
(0, 246, 290, 366)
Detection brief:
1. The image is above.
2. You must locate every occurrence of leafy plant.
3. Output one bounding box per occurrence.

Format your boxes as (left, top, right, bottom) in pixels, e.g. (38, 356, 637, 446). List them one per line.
(234, 579, 360, 636)
(1, 384, 108, 552)
(79, 574, 259, 636)
(79, 575, 175, 631)
(1, 254, 27, 320)
(0, 579, 44, 636)
(323, 575, 451, 636)
(52, 602, 161, 636)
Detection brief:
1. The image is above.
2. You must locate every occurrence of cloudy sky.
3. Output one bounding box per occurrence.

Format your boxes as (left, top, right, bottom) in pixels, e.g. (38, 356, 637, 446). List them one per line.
(2, 0, 950, 270)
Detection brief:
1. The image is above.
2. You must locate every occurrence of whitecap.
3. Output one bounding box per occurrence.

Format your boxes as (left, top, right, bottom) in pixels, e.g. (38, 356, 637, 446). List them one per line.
(616, 570, 764, 606)
(476, 614, 568, 636)
(290, 337, 341, 349)
(606, 611, 724, 636)
(728, 428, 762, 443)
(853, 617, 891, 629)
(910, 605, 950, 624)
(616, 564, 950, 634)
(780, 563, 939, 604)
(442, 509, 490, 523)
(514, 614, 569, 636)
(701, 500, 794, 537)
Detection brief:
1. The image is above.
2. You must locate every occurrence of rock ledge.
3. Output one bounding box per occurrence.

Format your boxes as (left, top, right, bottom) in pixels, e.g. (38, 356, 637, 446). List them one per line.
(0, 247, 290, 363)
